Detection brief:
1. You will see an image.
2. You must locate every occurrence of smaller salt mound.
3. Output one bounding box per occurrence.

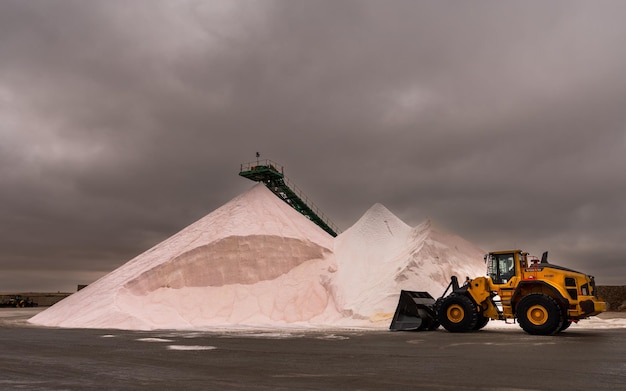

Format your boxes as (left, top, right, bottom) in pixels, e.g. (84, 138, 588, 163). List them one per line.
(400, 225, 489, 294)
(332, 204, 485, 323)
(332, 204, 414, 317)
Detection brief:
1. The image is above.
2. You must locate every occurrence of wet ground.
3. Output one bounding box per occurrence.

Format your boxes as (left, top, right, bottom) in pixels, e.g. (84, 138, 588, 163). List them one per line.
(1, 308, 625, 390)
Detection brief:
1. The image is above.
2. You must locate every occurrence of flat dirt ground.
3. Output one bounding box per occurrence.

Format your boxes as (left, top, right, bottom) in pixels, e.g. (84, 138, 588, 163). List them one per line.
(1, 308, 624, 390)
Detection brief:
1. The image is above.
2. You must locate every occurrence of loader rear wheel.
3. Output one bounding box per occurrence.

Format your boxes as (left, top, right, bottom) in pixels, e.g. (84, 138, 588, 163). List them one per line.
(438, 295, 478, 332)
(516, 293, 563, 335)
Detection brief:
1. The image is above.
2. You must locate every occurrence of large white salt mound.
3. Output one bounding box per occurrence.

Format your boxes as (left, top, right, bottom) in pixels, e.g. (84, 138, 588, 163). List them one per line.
(29, 184, 338, 329)
(332, 204, 486, 323)
(30, 185, 487, 330)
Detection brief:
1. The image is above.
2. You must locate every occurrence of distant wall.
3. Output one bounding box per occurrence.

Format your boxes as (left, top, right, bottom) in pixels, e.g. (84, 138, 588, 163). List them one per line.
(597, 286, 626, 311)
(0, 292, 72, 307)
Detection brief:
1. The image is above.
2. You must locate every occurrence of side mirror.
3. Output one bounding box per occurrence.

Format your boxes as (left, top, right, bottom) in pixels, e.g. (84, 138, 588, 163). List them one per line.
(541, 251, 548, 263)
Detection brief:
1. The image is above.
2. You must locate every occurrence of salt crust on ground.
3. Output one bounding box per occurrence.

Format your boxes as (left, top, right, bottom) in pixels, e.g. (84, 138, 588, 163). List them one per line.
(29, 184, 613, 331)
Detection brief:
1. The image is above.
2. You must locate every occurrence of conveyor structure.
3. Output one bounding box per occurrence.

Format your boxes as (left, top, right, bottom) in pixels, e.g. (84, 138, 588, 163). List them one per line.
(239, 159, 339, 237)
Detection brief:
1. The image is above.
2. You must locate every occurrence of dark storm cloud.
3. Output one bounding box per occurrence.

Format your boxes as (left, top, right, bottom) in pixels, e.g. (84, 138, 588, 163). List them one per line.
(1, 1, 625, 291)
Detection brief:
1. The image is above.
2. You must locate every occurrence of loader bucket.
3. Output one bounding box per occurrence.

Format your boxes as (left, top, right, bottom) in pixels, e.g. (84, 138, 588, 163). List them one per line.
(389, 290, 438, 331)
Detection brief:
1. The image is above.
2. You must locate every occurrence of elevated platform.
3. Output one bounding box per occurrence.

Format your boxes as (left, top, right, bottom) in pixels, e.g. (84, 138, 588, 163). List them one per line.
(239, 160, 339, 237)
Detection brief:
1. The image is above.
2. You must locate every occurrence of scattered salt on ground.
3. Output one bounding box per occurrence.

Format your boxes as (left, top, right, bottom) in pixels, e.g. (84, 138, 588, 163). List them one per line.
(136, 338, 174, 342)
(28, 184, 616, 331)
(166, 345, 217, 351)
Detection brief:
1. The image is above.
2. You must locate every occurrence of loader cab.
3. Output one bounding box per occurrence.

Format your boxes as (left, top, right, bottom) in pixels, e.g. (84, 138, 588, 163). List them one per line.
(485, 252, 518, 284)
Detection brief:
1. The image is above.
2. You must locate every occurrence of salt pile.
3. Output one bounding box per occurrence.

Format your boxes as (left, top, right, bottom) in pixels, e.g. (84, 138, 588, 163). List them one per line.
(30, 184, 486, 330)
(333, 204, 488, 322)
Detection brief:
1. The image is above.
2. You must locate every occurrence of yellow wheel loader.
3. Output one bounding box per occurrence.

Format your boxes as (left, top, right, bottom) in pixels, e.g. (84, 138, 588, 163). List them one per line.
(390, 250, 607, 335)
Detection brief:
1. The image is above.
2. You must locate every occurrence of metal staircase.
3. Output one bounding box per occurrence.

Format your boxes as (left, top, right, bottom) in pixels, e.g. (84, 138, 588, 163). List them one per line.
(239, 159, 339, 237)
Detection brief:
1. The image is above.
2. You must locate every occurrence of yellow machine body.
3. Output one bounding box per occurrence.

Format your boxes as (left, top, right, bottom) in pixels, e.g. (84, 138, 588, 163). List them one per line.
(469, 250, 606, 320)
(391, 249, 607, 335)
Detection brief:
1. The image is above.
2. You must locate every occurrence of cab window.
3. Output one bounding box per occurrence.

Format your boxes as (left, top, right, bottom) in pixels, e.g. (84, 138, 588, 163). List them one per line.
(487, 253, 515, 284)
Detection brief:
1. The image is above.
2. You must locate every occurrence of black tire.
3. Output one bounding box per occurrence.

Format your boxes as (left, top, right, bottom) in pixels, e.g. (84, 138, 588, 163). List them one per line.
(438, 294, 478, 332)
(516, 293, 564, 335)
(473, 313, 490, 330)
(559, 320, 572, 332)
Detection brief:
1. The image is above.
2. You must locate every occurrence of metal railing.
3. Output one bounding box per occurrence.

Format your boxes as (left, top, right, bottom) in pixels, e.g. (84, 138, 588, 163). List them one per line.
(282, 176, 341, 235)
(240, 159, 284, 175)
(239, 159, 340, 235)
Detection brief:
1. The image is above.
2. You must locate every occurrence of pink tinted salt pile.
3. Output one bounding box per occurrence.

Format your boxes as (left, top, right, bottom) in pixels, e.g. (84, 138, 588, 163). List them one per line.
(30, 184, 485, 330)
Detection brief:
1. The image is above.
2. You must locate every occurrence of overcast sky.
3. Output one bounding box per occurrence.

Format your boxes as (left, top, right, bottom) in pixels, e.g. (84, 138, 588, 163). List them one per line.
(1, 1, 625, 292)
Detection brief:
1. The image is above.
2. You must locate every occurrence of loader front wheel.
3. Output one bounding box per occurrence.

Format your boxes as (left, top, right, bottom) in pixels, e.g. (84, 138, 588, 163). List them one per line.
(438, 295, 478, 332)
(516, 293, 563, 335)
(473, 313, 490, 330)
(559, 320, 572, 332)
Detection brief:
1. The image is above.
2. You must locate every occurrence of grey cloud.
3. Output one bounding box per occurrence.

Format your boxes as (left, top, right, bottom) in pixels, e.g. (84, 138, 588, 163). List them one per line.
(1, 1, 625, 291)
